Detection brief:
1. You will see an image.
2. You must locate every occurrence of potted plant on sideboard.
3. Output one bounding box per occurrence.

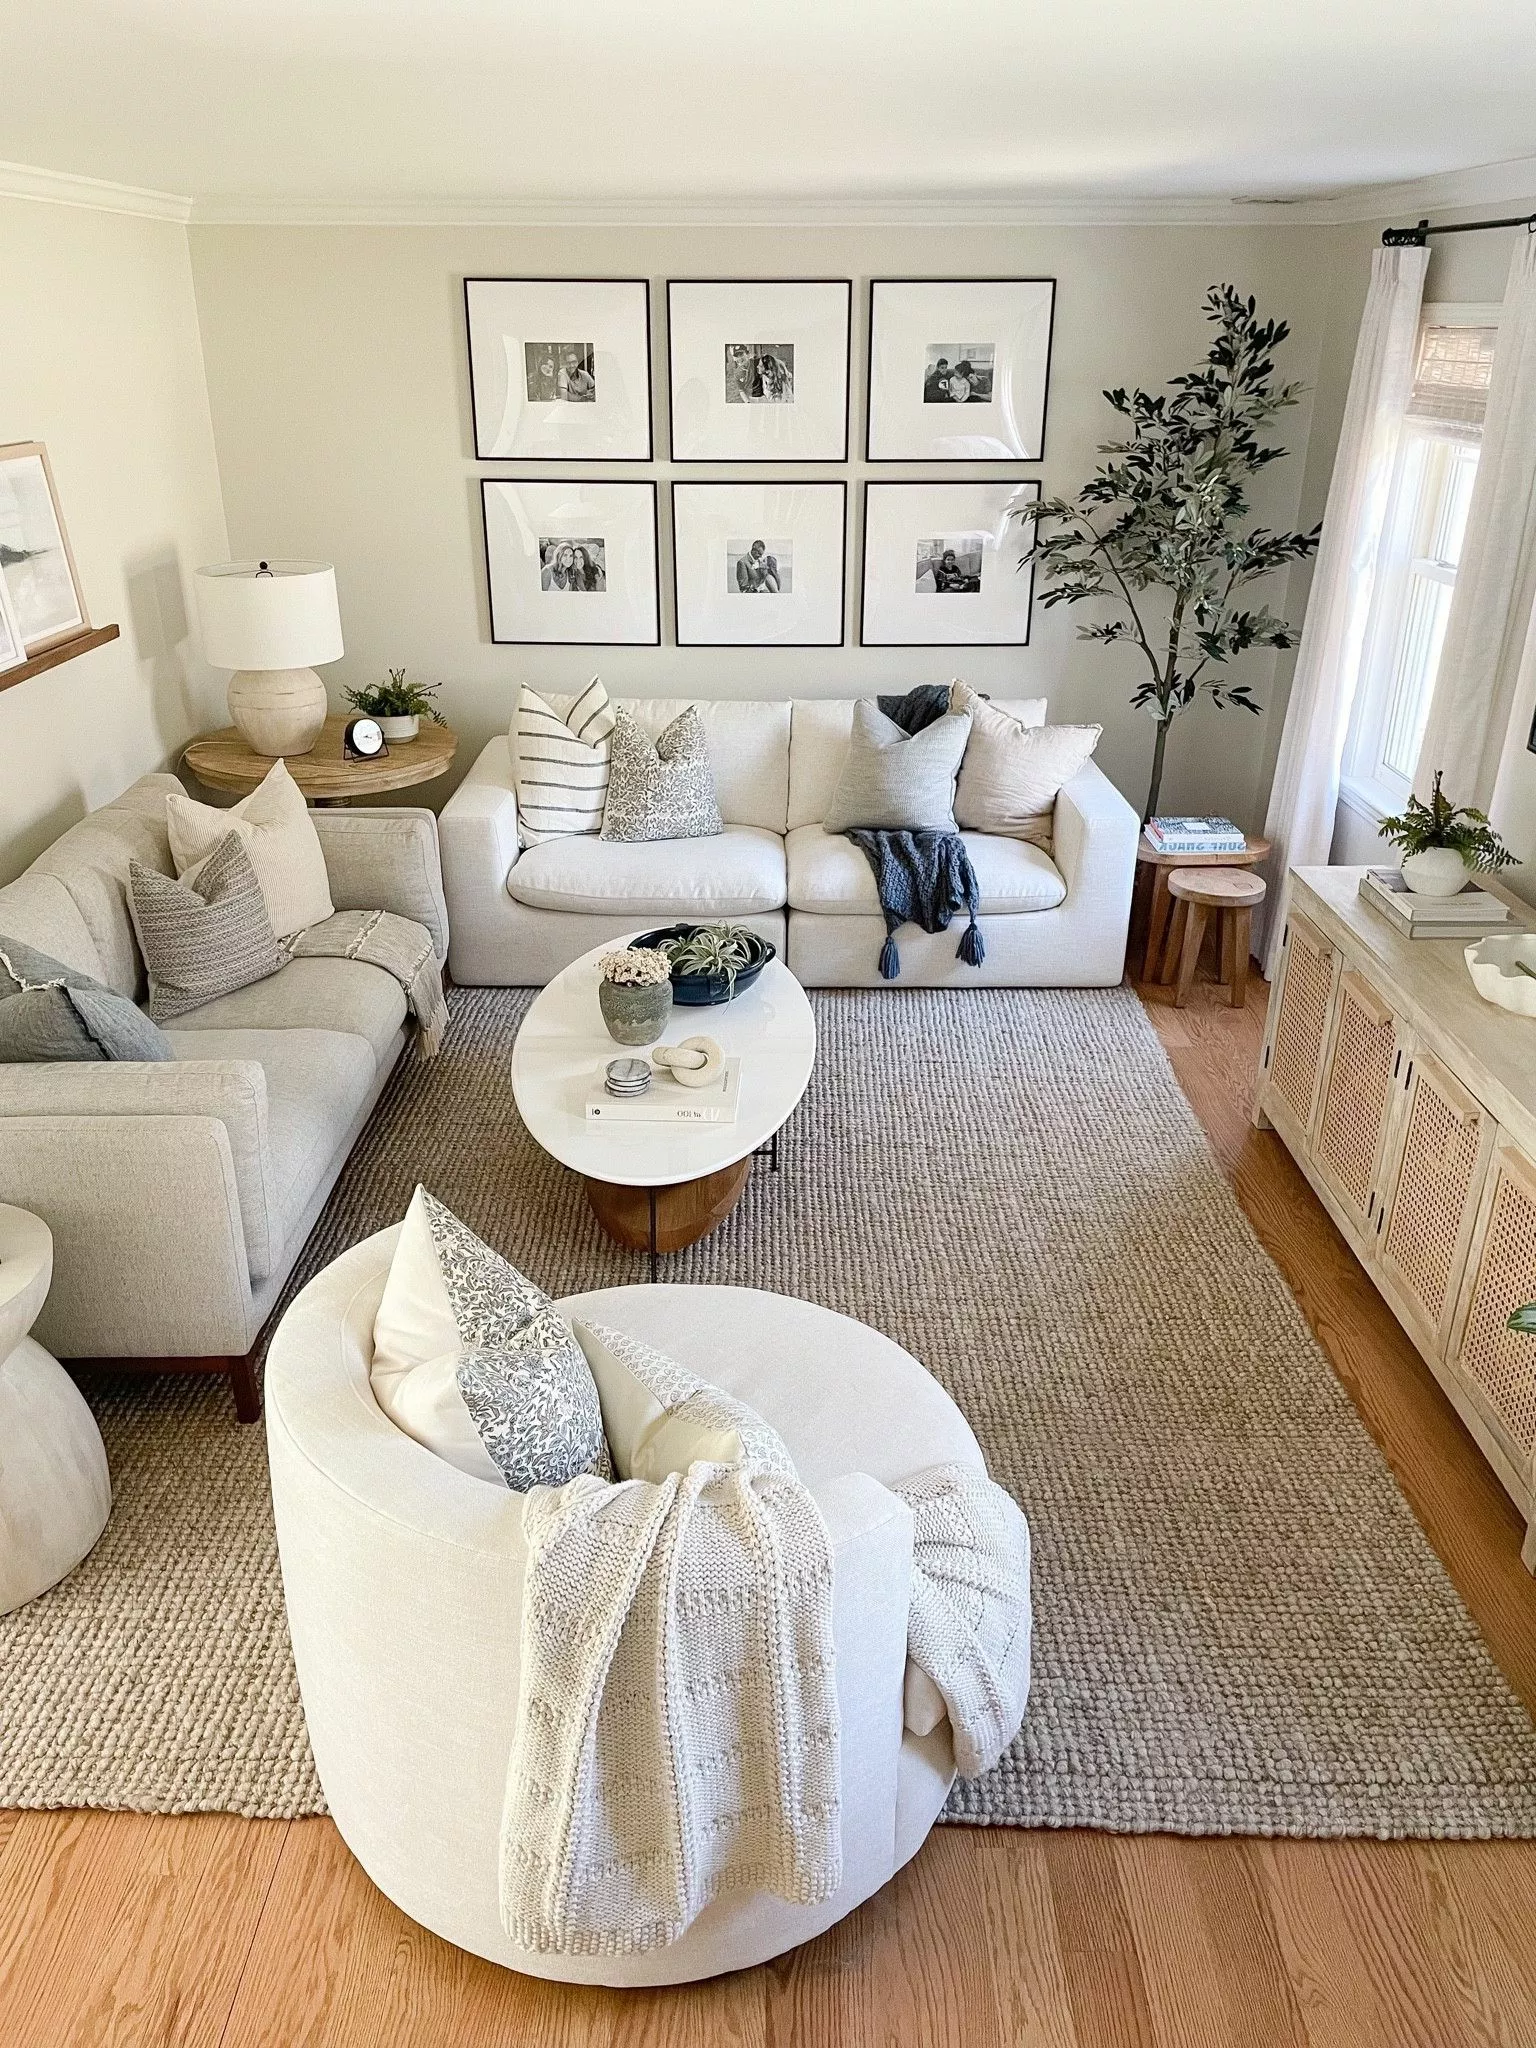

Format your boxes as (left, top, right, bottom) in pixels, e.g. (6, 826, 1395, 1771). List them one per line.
(343, 669, 446, 744)
(1378, 771, 1516, 896)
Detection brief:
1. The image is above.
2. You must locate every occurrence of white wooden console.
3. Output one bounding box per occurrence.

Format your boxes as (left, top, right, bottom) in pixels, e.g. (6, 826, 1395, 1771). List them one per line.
(1256, 866, 1536, 1573)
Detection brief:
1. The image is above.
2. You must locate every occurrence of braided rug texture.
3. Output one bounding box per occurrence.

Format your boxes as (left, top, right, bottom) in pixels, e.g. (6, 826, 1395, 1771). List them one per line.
(3, 984, 1536, 1833)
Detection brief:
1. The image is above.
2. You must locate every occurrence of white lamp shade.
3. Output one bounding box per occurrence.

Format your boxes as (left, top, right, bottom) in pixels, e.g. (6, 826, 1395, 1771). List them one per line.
(195, 561, 344, 669)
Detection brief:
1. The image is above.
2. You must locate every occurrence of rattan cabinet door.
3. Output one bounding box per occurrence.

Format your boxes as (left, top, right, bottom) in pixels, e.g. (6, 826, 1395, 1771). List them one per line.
(1449, 1145, 1536, 1482)
(1312, 969, 1403, 1233)
(1377, 1050, 1492, 1355)
(1262, 912, 1340, 1144)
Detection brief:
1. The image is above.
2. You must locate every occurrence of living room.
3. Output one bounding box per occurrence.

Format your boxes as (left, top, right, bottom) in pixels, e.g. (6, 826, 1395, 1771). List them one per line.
(2, 4, 1535, 2040)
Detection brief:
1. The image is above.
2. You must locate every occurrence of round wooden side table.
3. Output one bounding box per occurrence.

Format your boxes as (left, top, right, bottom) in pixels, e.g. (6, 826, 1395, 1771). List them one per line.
(183, 716, 457, 806)
(1162, 868, 1268, 1009)
(1132, 834, 1271, 982)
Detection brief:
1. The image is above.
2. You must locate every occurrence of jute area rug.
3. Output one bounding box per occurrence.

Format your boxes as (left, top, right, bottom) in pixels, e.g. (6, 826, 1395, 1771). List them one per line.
(4, 985, 1536, 1836)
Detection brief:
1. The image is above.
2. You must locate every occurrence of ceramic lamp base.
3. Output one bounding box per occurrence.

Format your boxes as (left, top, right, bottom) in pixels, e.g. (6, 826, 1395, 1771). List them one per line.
(228, 667, 328, 756)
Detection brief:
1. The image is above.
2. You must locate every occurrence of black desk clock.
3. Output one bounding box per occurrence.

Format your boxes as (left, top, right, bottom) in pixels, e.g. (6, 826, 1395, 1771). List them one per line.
(343, 716, 388, 761)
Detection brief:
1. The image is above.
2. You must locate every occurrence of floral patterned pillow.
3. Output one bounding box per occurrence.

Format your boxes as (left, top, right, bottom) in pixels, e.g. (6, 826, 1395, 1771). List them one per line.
(370, 1185, 611, 1490)
(600, 705, 724, 844)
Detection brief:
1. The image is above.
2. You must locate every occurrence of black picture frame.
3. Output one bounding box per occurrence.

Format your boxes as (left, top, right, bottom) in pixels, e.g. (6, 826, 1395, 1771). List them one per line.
(665, 279, 853, 463)
(480, 478, 661, 646)
(670, 480, 848, 648)
(859, 479, 1041, 647)
(464, 277, 654, 462)
(864, 277, 1057, 463)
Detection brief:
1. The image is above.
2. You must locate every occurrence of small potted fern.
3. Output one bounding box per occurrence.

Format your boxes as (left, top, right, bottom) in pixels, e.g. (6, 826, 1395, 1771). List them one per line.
(1378, 771, 1516, 897)
(343, 669, 446, 744)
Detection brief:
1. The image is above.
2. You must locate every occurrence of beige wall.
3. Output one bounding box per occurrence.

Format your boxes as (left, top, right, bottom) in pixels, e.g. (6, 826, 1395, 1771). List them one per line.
(188, 221, 1363, 829)
(0, 197, 229, 884)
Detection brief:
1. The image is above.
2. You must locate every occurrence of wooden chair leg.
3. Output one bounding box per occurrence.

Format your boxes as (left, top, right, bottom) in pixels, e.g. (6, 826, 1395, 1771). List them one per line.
(1159, 899, 1187, 984)
(1173, 903, 1208, 1008)
(1143, 871, 1174, 981)
(1230, 906, 1253, 1009)
(228, 1353, 263, 1424)
(1219, 907, 1236, 998)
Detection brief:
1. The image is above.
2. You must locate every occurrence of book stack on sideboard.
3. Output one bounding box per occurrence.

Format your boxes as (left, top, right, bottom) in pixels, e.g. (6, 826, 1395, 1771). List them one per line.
(1257, 864, 1536, 1573)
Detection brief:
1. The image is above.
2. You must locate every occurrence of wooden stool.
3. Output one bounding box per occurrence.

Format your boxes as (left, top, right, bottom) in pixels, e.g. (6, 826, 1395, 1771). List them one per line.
(1132, 834, 1270, 982)
(1161, 869, 1267, 1008)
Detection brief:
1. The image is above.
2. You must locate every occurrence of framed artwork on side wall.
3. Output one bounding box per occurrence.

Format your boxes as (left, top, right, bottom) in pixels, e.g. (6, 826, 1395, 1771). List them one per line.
(866, 278, 1056, 461)
(861, 480, 1041, 646)
(0, 442, 88, 653)
(672, 481, 847, 646)
(465, 278, 653, 461)
(482, 479, 660, 645)
(667, 280, 852, 461)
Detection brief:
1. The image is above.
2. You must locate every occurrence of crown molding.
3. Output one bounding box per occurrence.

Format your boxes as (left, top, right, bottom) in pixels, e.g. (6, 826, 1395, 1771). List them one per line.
(0, 159, 192, 222)
(1307, 152, 1536, 226)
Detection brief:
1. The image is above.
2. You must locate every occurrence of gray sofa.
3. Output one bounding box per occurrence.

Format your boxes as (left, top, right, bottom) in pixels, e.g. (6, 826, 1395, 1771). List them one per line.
(0, 773, 449, 1420)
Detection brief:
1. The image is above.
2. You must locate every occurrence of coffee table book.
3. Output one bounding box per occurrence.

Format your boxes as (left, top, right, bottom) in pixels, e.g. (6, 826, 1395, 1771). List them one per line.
(586, 1059, 741, 1125)
(1359, 867, 1514, 941)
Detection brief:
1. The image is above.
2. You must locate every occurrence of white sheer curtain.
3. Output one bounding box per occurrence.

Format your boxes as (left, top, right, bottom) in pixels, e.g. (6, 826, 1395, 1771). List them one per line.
(1260, 244, 1429, 978)
(1413, 230, 1536, 809)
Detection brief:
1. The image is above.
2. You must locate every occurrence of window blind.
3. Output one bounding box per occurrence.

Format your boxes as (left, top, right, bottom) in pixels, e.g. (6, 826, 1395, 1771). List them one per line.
(1408, 323, 1498, 435)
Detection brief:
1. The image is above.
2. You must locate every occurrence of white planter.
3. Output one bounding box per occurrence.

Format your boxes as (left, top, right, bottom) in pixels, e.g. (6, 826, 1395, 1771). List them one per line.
(1400, 847, 1471, 898)
(378, 714, 420, 743)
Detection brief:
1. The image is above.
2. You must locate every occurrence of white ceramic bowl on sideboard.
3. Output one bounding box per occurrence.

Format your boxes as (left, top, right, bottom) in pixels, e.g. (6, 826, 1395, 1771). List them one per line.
(1465, 931, 1536, 1017)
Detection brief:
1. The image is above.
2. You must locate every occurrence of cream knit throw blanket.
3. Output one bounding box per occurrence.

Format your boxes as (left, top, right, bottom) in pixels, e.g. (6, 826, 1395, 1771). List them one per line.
(284, 909, 447, 1057)
(500, 1448, 842, 1954)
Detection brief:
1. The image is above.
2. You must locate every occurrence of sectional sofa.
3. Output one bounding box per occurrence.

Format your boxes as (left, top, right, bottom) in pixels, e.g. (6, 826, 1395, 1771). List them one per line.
(0, 775, 449, 1418)
(439, 695, 1140, 988)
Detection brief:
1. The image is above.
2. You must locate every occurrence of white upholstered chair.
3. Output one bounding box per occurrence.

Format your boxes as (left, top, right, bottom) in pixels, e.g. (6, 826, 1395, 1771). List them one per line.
(264, 1227, 984, 1985)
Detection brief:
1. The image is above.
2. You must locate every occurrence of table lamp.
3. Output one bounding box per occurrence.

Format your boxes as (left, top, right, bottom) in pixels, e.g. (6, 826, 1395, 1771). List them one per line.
(195, 560, 344, 756)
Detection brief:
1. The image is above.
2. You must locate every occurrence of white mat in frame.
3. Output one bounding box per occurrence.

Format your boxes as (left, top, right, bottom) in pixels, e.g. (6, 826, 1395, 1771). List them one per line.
(861, 480, 1041, 646)
(672, 480, 847, 647)
(481, 478, 660, 646)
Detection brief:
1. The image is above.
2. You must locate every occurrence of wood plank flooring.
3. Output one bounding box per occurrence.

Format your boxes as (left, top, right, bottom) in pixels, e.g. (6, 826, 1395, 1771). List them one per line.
(3, 972, 1533, 2048)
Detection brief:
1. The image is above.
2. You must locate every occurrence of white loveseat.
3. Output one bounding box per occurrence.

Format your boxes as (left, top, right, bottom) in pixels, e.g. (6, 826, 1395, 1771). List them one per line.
(439, 696, 1139, 988)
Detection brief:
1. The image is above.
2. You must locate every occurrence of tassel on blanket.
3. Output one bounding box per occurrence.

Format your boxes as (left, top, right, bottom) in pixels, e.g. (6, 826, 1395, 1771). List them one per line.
(957, 918, 985, 968)
(879, 932, 901, 980)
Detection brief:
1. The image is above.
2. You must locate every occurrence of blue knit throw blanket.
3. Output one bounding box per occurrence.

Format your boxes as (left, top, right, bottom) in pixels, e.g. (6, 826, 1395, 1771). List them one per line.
(844, 687, 985, 981)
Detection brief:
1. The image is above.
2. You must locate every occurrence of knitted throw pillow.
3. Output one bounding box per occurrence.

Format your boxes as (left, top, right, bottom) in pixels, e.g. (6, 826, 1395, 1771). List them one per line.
(950, 680, 1101, 850)
(166, 757, 333, 940)
(371, 1185, 611, 1491)
(128, 835, 284, 1022)
(512, 677, 616, 846)
(823, 698, 972, 833)
(600, 705, 724, 844)
(0, 935, 173, 1062)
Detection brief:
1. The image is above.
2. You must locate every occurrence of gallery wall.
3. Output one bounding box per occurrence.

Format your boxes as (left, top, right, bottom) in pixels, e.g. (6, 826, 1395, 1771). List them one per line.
(188, 220, 1362, 828)
(0, 195, 229, 885)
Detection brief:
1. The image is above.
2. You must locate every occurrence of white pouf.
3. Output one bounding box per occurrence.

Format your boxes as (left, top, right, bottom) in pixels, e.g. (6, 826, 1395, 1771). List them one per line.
(0, 1205, 112, 1615)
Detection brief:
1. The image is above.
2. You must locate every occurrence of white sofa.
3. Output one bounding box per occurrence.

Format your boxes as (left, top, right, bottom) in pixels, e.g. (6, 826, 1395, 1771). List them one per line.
(266, 1233, 984, 1984)
(440, 696, 1139, 988)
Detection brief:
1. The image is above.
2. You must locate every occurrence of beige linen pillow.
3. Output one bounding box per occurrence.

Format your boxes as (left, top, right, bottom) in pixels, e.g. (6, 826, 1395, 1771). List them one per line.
(167, 758, 333, 939)
(823, 699, 972, 833)
(951, 680, 1102, 849)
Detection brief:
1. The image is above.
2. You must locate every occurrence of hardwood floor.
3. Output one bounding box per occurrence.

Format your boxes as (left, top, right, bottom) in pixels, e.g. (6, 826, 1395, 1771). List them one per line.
(3, 972, 1534, 2047)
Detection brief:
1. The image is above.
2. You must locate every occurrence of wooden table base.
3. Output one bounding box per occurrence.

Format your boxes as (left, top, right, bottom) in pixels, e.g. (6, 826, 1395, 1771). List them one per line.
(585, 1157, 753, 1262)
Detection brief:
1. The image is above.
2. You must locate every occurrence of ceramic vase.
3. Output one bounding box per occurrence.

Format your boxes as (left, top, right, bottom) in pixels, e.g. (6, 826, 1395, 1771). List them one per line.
(379, 714, 420, 743)
(599, 977, 673, 1046)
(1401, 847, 1471, 897)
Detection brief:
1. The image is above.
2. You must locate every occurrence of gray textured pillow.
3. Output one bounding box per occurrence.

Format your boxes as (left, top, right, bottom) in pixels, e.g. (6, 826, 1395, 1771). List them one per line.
(128, 834, 283, 1022)
(600, 705, 724, 844)
(824, 699, 973, 833)
(0, 935, 173, 1062)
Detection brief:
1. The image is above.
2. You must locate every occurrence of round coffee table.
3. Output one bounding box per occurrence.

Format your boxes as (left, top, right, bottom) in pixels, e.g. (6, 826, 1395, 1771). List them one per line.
(511, 938, 816, 1275)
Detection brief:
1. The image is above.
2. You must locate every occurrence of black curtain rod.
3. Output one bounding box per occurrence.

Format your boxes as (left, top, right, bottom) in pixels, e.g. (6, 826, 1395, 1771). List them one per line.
(1383, 211, 1536, 246)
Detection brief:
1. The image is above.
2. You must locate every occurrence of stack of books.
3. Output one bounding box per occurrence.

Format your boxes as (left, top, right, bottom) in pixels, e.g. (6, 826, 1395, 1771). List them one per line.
(1359, 867, 1515, 941)
(585, 1058, 741, 1125)
(1144, 815, 1248, 855)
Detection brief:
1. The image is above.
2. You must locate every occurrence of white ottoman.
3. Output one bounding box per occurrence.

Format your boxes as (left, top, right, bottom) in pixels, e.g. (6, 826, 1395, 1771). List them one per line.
(0, 1205, 112, 1615)
(266, 1227, 986, 1985)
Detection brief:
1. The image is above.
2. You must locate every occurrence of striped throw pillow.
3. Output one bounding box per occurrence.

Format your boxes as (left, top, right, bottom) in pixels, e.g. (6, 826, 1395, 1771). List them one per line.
(512, 679, 616, 846)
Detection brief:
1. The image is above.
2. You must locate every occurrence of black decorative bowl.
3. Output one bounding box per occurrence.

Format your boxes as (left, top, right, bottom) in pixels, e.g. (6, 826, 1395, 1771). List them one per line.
(632, 924, 776, 1006)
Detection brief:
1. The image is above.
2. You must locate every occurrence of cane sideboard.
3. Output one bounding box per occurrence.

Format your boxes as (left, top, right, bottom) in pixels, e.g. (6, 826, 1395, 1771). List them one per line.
(1256, 865, 1536, 1573)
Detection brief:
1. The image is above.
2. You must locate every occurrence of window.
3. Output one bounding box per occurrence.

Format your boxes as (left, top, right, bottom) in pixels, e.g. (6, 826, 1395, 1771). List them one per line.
(1341, 311, 1498, 819)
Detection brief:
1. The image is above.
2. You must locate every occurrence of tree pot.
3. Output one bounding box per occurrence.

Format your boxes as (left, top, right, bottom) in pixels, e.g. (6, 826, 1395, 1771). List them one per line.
(1401, 847, 1471, 897)
(598, 978, 673, 1046)
(378, 714, 420, 743)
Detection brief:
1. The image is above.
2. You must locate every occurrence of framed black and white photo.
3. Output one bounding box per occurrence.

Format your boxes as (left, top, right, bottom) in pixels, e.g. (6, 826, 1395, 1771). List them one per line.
(860, 481, 1040, 646)
(465, 278, 653, 461)
(481, 480, 659, 645)
(0, 565, 25, 675)
(0, 441, 88, 653)
(667, 280, 851, 461)
(672, 481, 846, 646)
(866, 279, 1055, 461)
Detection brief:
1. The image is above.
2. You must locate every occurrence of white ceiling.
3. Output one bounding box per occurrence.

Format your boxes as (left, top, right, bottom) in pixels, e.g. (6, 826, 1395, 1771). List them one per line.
(1, 0, 1534, 219)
